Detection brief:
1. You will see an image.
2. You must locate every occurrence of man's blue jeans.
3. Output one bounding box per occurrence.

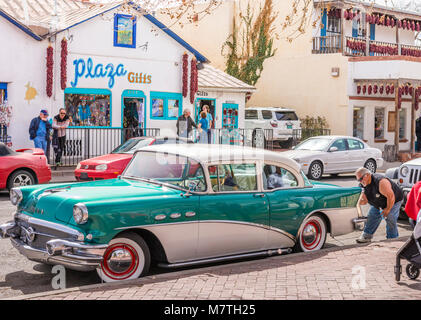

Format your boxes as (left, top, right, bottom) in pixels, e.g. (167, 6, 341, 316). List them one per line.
(363, 200, 403, 239)
(34, 136, 47, 155)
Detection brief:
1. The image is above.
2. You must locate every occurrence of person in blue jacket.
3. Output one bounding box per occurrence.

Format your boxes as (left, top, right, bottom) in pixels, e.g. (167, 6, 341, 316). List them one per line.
(29, 109, 52, 156)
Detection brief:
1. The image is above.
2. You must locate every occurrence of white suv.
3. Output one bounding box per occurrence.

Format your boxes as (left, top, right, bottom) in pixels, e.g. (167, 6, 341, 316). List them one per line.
(245, 107, 301, 148)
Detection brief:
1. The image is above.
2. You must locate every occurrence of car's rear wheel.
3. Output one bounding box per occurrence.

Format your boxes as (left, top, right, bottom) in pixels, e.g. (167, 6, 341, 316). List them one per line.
(96, 232, 151, 283)
(7, 170, 36, 190)
(308, 161, 323, 180)
(295, 215, 327, 252)
(364, 159, 377, 173)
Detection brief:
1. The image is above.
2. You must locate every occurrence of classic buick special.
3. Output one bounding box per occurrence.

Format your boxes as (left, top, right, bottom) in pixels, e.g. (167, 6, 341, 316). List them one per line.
(0, 144, 366, 282)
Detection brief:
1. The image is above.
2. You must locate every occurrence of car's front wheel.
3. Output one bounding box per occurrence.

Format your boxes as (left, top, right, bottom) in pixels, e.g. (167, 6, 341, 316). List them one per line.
(308, 161, 323, 180)
(295, 215, 327, 252)
(96, 232, 151, 283)
(364, 159, 377, 173)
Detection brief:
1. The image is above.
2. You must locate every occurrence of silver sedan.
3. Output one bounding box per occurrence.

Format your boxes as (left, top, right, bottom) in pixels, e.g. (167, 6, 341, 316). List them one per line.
(282, 135, 384, 180)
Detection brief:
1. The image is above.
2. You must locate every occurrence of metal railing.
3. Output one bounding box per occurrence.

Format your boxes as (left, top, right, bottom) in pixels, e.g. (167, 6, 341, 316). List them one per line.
(48, 127, 160, 167)
(312, 35, 342, 54)
(292, 128, 331, 146)
(190, 128, 274, 150)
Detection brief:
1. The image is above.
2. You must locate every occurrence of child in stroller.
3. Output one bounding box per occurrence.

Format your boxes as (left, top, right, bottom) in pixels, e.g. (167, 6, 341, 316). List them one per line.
(395, 181, 421, 281)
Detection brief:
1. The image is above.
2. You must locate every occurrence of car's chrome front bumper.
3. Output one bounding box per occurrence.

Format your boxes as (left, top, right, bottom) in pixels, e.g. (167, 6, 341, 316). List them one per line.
(0, 220, 107, 272)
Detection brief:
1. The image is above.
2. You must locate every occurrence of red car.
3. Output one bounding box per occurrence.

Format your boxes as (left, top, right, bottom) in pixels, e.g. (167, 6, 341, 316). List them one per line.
(0, 143, 51, 190)
(75, 136, 194, 181)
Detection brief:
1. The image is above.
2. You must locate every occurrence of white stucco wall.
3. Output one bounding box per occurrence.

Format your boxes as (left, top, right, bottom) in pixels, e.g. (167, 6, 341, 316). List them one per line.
(0, 8, 248, 149)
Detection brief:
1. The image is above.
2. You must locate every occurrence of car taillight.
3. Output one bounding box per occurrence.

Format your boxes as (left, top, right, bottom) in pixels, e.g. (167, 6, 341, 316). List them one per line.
(270, 120, 278, 128)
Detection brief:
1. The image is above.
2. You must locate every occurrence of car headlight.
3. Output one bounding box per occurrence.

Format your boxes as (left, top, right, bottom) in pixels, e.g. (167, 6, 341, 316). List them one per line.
(73, 203, 89, 224)
(95, 164, 108, 171)
(400, 166, 409, 177)
(10, 188, 23, 206)
(76, 163, 81, 170)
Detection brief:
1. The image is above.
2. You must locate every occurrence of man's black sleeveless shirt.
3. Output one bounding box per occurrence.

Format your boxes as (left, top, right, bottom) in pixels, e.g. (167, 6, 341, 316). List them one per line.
(362, 173, 403, 209)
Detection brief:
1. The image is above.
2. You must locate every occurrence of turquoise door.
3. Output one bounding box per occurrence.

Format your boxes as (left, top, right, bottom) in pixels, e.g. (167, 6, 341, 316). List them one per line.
(197, 163, 269, 259)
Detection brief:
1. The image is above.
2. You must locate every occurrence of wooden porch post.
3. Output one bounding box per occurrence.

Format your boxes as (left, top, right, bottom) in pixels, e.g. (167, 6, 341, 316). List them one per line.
(394, 79, 400, 158)
(411, 87, 416, 154)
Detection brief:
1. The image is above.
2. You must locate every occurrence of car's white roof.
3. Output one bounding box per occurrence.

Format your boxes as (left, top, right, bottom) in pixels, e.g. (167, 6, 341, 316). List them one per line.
(246, 107, 296, 112)
(305, 135, 364, 141)
(139, 144, 301, 171)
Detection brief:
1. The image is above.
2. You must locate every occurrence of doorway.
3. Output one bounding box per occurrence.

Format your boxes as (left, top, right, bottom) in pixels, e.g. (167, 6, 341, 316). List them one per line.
(121, 90, 146, 141)
(195, 98, 216, 128)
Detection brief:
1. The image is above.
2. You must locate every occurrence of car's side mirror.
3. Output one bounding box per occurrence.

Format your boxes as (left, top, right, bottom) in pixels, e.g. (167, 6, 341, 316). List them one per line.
(329, 146, 338, 152)
(182, 181, 199, 198)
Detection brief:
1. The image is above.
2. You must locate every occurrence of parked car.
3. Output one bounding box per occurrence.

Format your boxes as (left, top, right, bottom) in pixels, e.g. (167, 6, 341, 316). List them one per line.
(282, 135, 384, 180)
(0, 143, 51, 190)
(0, 144, 366, 282)
(385, 158, 421, 219)
(244, 107, 301, 148)
(75, 136, 193, 181)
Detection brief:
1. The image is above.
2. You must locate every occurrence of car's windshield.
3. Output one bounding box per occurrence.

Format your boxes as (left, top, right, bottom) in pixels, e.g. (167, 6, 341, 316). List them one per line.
(0, 143, 16, 156)
(295, 138, 332, 151)
(111, 138, 154, 154)
(123, 151, 206, 191)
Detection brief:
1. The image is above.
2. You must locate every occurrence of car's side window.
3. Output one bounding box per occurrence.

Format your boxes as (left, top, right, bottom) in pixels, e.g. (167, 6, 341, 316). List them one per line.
(208, 163, 258, 192)
(245, 110, 258, 120)
(185, 160, 207, 192)
(263, 164, 298, 190)
(261, 110, 273, 120)
(347, 139, 363, 150)
(331, 139, 347, 151)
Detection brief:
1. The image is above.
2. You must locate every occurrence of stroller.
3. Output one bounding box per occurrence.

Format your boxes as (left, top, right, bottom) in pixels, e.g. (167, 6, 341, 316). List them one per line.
(395, 215, 421, 281)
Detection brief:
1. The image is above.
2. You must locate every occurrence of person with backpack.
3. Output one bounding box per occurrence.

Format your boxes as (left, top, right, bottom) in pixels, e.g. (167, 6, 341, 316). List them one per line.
(355, 167, 404, 243)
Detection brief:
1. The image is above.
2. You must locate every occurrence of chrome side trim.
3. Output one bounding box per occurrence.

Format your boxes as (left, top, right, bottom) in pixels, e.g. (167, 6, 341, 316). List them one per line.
(170, 213, 181, 219)
(158, 248, 293, 269)
(185, 211, 196, 217)
(15, 213, 84, 241)
(154, 214, 166, 221)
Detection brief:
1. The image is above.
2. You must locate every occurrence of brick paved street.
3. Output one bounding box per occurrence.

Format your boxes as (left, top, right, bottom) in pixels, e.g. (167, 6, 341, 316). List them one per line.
(9, 238, 421, 300)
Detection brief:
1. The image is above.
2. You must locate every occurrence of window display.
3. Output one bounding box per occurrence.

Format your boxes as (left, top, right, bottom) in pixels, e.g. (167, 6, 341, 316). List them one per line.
(64, 90, 111, 127)
(374, 108, 384, 139)
(150, 92, 182, 120)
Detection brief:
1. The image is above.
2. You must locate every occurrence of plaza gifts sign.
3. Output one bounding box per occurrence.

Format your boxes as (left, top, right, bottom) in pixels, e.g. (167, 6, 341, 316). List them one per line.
(70, 57, 152, 89)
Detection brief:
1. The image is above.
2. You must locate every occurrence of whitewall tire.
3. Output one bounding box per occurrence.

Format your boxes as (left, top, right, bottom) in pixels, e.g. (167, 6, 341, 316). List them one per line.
(296, 215, 327, 252)
(96, 232, 151, 283)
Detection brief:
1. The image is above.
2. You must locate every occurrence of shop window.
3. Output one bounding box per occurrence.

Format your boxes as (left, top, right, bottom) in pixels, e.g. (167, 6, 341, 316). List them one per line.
(222, 104, 239, 129)
(114, 14, 136, 48)
(399, 109, 406, 139)
(64, 88, 111, 127)
(374, 108, 385, 139)
(353, 107, 364, 140)
(0, 83, 7, 104)
(150, 92, 182, 120)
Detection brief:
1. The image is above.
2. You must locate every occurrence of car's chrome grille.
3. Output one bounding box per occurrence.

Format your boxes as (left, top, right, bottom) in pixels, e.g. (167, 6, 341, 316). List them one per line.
(14, 215, 81, 250)
(409, 168, 421, 185)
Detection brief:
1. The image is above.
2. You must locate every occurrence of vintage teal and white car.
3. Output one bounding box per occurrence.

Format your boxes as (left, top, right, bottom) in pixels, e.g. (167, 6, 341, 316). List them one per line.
(0, 144, 366, 282)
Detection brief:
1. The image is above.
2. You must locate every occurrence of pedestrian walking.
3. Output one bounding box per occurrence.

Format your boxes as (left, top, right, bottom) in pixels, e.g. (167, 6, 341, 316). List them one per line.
(202, 105, 213, 144)
(52, 108, 70, 166)
(176, 108, 197, 139)
(355, 167, 404, 243)
(416, 115, 421, 152)
(29, 109, 51, 157)
(198, 111, 208, 144)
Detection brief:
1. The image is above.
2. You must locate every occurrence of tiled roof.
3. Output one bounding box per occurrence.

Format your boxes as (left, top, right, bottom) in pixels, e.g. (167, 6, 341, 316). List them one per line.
(198, 64, 256, 92)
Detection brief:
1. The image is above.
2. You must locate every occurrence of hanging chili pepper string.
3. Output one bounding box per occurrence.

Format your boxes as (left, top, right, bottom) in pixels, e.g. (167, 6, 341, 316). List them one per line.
(61, 38, 68, 90)
(182, 53, 188, 98)
(46, 45, 54, 97)
(190, 58, 198, 104)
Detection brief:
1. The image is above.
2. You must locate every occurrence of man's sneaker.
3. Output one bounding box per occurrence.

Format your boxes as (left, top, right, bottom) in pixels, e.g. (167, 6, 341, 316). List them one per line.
(356, 234, 372, 243)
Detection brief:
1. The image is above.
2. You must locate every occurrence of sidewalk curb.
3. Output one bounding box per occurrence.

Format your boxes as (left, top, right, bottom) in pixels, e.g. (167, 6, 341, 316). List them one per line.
(6, 236, 409, 300)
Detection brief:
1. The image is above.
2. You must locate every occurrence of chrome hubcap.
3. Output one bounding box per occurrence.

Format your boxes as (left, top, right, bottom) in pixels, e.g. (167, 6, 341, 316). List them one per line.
(13, 174, 32, 187)
(311, 165, 321, 178)
(107, 248, 134, 274)
(365, 162, 375, 172)
(302, 225, 317, 245)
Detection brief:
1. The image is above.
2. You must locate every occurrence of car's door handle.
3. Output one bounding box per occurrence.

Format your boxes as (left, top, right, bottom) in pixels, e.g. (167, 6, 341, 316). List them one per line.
(253, 193, 265, 198)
